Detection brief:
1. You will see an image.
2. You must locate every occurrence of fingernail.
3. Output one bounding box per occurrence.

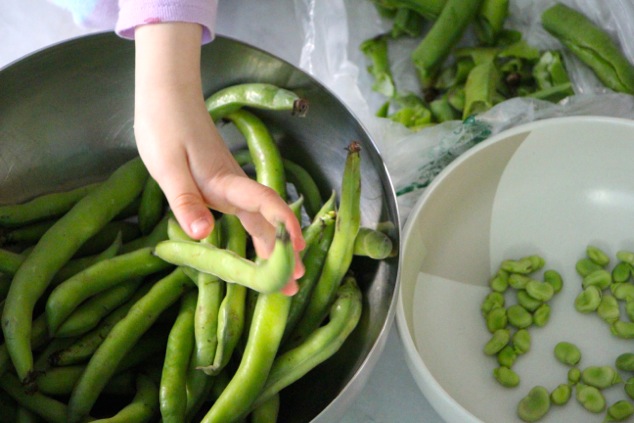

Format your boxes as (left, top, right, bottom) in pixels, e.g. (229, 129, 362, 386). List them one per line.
(190, 218, 211, 238)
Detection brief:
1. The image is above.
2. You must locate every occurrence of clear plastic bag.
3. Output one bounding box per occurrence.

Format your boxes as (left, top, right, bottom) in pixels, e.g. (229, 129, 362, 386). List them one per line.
(289, 0, 634, 220)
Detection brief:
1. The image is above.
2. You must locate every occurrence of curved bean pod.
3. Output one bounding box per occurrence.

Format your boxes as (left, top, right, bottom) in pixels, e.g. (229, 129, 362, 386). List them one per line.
(0, 182, 100, 228)
(91, 373, 159, 423)
(2, 157, 148, 387)
(46, 247, 172, 335)
(138, 177, 166, 236)
(288, 141, 362, 346)
(49, 282, 153, 367)
(208, 214, 248, 375)
(283, 219, 336, 345)
(250, 393, 280, 423)
(0, 373, 70, 423)
(153, 224, 294, 294)
(202, 90, 293, 423)
(160, 291, 196, 423)
(67, 268, 193, 423)
(254, 275, 362, 409)
(206, 82, 308, 121)
(55, 278, 144, 338)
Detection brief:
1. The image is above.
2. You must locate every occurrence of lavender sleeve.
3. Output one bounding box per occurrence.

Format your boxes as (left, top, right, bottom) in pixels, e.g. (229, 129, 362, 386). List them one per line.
(48, 0, 218, 44)
(116, 0, 219, 43)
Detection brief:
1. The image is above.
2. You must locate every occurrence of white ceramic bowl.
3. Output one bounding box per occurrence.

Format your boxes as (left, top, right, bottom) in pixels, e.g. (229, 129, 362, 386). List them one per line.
(396, 116, 634, 423)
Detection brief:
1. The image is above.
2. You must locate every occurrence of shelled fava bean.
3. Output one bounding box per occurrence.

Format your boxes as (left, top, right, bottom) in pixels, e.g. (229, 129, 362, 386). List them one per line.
(574, 246, 634, 339)
(518, 341, 634, 422)
(481, 254, 563, 388)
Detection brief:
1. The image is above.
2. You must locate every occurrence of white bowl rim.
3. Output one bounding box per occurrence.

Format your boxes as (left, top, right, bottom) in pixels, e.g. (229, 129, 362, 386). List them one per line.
(395, 114, 634, 422)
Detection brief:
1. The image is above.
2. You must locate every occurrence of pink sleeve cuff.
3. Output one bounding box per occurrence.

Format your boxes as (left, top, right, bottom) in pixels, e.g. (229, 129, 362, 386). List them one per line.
(115, 1, 218, 44)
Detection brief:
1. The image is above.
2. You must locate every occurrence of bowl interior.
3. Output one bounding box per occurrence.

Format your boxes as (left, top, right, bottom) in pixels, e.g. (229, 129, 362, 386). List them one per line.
(398, 116, 634, 423)
(0, 33, 400, 422)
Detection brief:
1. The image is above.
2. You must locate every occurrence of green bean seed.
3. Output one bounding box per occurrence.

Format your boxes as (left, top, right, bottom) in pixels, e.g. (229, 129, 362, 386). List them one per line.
(497, 345, 517, 368)
(611, 283, 634, 301)
(606, 400, 634, 422)
(517, 385, 550, 422)
(587, 245, 611, 267)
(509, 274, 531, 290)
(481, 292, 505, 316)
(493, 366, 519, 388)
(554, 341, 581, 366)
(532, 303, 551, 328)
(526, 280, 554, 302)
(617, 251, 634, 266)
(550, 383, 571, 406)
(582, 269, 612, 290)
(489, 270, 509, 293)
(625, 377, 634, 400)
(568, 367, 581, 384)
(484, 329, 511, 356)
(575, 383, 606, 413)
(613, 261, 632, 283)
(543, 269, 563, 294)
(581, 365, 622, 389)
(575, 286, 602, 313)
(501, 258, 534, 275)
(598, 294, 621, 324)
(611, 320, 634, 339)
(616, 353, 634, 372)
(507, 304, 532, 329)
(517, 290, 543, 312)
(576, 257, 603, 277)
(486, 307, 508, 333)
(513, 329, 531, 355)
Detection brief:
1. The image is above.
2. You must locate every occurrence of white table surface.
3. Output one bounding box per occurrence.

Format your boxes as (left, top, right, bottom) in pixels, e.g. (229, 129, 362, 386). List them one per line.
(0, 1, 444, 422)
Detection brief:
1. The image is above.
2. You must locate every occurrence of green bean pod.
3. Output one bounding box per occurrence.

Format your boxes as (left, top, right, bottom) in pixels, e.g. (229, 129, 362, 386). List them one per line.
(67, 268, 193, 423)
(206, 83, 308, 122)
(2, 157, 148, 387)
(199, 291, 291, 423)
(49, 282, 153, 366)
(209, 214, 248, 374)
(91, 373, 159, 423)
(201, 86, 295, 423)
(46, 247, 173, 335)
(254, 275, 362, 409)
(283, 220, 336, 345)
(54, 278, 144, 338)
(288, 141, 362, 347)
(300, 191, 336, 252)
(411, 0, 484, 87)
(193, 223, 224, 369)
(0, 248, 24, 276)
(233, 148, 324, 220)
(138, 176, 166, 236)
(0, 182, 100, 228)
(225, 109, 287, 199)
(0, 373, 69, 423)
(153, 224, 294, 294)
(282, 159, 323, 219)
(353, 226, 394, 260)
(119, 214, 169, 254)
(541, 3, 634, 94)
(250, 393, 280, 423)
(160, 290, 197, 423)
(51, 230, 124, 287)
(0, 314, 49, 379)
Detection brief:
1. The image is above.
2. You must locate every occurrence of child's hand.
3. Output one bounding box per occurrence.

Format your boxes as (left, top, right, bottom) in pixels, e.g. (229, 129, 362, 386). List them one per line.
(134, 22, 305, 294)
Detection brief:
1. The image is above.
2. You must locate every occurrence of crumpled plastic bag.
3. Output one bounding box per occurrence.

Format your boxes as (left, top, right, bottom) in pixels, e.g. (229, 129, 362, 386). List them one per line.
(289, 0, 634, 221)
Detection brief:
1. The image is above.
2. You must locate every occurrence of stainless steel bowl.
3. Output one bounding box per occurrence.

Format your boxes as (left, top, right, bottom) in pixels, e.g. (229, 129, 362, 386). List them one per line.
(0, 33, 400, 422)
